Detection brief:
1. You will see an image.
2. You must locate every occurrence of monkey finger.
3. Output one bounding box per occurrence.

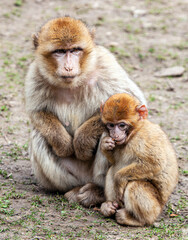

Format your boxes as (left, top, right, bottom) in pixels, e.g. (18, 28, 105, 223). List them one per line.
(100, 201, 117, 217)
(110, 141, 116, 146)
(108, 143, 115, 149)
(104, 142, 115, 150)
(105, 140, 114, 146)
(112, 201, 119, 209)
(105, 137, 115, 143)
(109, 139, 116, 145)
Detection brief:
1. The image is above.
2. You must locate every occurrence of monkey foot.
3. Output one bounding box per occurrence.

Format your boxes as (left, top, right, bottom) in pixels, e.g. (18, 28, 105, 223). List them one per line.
(64, 186, 80, 203)
(116, 209, 143, 226)
(77, 183, 105, 208)
(64, 183, 105, 208)
(100, 201, 119, 217)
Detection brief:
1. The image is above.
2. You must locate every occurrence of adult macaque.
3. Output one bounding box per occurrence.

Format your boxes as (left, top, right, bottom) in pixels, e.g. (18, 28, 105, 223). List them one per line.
(100, 93, 178, 226)
(25, 17, 146, 207)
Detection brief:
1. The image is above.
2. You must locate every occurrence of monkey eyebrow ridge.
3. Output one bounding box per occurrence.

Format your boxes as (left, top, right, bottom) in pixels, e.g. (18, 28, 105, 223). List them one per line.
(52, 47, 83, 53)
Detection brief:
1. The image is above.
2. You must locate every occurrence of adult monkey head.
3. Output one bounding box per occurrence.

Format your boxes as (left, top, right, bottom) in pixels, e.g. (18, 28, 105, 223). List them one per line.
(33, 17, 96, 88)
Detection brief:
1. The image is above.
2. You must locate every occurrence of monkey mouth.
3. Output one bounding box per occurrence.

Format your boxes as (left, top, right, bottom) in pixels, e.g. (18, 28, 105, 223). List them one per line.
(115, 137, 126, 145)
(60, 76, 76, 83)
(61, 76, 75, 79)
(114, 134, 128, 145)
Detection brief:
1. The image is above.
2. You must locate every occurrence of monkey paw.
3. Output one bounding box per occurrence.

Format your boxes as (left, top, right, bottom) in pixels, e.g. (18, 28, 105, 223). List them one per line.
(115, 209, 127, 225)
(77, 183, 105, 208)
(101, 137, 115, 151)
(64, 186, 80, 203)
(100, 201, 119, 217)
(53, 144, 74, 158)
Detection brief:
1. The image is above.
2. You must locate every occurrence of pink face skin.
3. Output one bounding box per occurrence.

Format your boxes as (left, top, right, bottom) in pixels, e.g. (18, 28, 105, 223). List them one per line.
(106, 121, 130, 145)
(53, 48, 83, 83)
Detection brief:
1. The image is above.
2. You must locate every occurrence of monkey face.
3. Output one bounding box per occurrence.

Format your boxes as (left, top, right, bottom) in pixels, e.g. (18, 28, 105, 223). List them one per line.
(106, 121, 130, 145)
(33, 17, 96, 88)
(52, 48, 83, 82)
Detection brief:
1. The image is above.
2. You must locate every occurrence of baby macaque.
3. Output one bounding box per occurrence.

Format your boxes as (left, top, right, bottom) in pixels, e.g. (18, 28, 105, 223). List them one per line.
(100, 93, 178, 226)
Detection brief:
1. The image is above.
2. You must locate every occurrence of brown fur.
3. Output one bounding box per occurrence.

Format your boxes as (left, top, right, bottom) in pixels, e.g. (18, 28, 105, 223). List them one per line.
(101, 93, 140, 127)
(65, 183, 105, 208)
(35, 17, 95, 77)
(31, 112, 74, 157)
(100, 93, 178, 226)
(73, 114, 105, 161)
(25, 17, 146, 207)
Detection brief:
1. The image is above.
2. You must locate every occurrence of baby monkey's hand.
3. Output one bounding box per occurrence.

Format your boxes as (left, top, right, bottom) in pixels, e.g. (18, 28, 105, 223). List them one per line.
(101, 137, 115, 151)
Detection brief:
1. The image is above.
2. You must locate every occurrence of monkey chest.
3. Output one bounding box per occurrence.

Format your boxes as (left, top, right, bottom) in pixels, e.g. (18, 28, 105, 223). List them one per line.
(53, 84, 110, 134)
(55, 101, 98, 135)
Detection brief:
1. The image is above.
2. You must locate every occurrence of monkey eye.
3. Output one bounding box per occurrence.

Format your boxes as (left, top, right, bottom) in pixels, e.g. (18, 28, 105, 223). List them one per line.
(70, 47, 83, 53)
(53, 49, 66, 54)
(118, 122, 127, 130)
(106, 123, 115, 129)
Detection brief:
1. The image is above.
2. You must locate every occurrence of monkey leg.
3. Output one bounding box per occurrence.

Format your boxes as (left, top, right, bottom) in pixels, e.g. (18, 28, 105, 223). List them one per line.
(116, 209, 144, 227)
(116, 181, 162, 226)
(31, 130, 106, 207)
(30, 130, 93, 192)
(65, 144, 109, 207)
(64, 186, 81, 203)
(100, 167, 120, 216)
(77, 183, 105, 207)
(70, 141, 109, 208)
(65, 183, 105, 208)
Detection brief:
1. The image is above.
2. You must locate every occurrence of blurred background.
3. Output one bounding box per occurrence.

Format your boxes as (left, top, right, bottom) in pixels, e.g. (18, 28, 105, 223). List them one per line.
(0, 0, 187, 239)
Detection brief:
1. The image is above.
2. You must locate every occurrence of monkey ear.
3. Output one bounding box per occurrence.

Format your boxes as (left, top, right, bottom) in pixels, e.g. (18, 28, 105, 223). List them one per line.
(90, 27, 96, 39)
(136, 105, 148, 120)
(32, 33, 39, 49)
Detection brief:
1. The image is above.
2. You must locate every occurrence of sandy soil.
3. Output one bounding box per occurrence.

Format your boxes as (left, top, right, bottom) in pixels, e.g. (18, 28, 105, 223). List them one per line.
(0, 0, 187, 239)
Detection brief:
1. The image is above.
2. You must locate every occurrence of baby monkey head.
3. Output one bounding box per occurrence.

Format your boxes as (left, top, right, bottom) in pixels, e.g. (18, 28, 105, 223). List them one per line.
(101, 93, 148, 145)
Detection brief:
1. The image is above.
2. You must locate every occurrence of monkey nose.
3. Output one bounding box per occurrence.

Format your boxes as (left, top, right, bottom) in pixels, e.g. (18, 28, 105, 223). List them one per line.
(64, 66, 73, 72)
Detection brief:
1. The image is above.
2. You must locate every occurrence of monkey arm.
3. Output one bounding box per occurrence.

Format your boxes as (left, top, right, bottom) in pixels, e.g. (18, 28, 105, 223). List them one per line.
(73, 114, 105, 161)
(101, 150, 115, 165)
(100, 135, 116, 164)
(115, 161, 161, 183)
(114, 161, 161, 203)
(30, 111, 74, 157)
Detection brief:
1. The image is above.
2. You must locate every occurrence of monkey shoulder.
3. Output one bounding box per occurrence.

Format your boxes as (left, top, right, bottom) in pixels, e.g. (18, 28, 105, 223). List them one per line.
(25, 61, 40, 82)
(25, 64, 51, 113)
(96, 45, 116, 60)
(142, 120, 165, 137)
(25, 62, 41, 112)
(137, 120, 168, 144)
(95, 46, 146, 105)
(25, 62, 36, 89)
(129, 120, 173, 162)
(95, 46, 126, 74)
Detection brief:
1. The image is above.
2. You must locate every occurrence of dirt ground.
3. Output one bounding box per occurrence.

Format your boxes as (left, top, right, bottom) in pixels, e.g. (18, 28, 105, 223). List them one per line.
(0, 0, 188, 239)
